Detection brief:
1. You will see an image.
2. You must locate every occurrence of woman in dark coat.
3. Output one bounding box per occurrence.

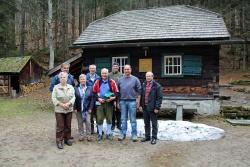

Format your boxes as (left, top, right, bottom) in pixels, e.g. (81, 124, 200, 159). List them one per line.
(74, 74, 94, 141)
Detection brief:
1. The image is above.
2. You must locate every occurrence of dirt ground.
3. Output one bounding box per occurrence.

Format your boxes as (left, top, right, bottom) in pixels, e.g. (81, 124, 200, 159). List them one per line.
(1, 70, 250, 167)
(0, 110, 249, 167)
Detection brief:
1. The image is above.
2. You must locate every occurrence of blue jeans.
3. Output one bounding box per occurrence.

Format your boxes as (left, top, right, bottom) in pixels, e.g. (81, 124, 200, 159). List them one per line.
(120, 100, 137, 137)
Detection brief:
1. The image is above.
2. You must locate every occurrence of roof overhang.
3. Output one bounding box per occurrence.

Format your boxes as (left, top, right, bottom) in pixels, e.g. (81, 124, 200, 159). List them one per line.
(70, 38, 249, 49)
(47, 53, 82, 76)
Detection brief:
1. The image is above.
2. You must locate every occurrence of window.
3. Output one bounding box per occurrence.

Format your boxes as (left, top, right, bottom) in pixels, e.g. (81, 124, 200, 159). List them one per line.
(112, 56, 128, 73)
(163, 55, 182, 75)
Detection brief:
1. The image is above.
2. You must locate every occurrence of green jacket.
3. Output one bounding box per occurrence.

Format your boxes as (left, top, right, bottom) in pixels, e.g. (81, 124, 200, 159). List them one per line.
(108, 71, 123, 83)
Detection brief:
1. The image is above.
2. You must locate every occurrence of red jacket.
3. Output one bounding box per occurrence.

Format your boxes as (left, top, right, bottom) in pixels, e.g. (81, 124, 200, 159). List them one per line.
(92, 78, 119, 98)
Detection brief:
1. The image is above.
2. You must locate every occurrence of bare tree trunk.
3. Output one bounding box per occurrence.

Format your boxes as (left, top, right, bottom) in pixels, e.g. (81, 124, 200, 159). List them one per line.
(54, 0, 58, 54)
(63, 0, 69, 60)
(129, 0, 133, 9)
(42, 9, 46, 49)
(94, 0, 96, 20)
(146, 0, 150, 7)
(242, 1, 246, 71)
(83, 0, 86, 29)
(79, 0, 83, 35)
(234, 8, 240, 36)
(20, 1, 25, 57)
(48, 0, 54, 69)
(72, 0, 75, 41)
(246, 44, 250, 63)
(243, 44, 246, 71)
(157, 0, 161, 7)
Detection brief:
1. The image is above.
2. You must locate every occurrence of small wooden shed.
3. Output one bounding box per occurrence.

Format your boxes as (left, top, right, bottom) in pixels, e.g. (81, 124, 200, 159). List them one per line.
(0, 56, 44, 95)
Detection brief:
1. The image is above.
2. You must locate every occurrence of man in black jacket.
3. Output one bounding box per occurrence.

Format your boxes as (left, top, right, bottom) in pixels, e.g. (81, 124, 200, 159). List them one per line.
(139, 71, 163, 145)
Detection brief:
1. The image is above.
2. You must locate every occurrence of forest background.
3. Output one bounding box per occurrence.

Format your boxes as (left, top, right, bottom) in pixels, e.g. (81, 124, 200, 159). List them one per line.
(0, 0, 249, 70)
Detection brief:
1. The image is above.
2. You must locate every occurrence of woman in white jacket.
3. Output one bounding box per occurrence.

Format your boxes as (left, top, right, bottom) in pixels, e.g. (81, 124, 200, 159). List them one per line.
(52, 71, 75, 149)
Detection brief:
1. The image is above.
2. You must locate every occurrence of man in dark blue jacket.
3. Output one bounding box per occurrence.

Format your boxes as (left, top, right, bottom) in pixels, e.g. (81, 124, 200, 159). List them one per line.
(139, 71, 163, 145)
(49, 62, 75, 92)
(86, 64, 100, 87)
(86, 64, 100, 134)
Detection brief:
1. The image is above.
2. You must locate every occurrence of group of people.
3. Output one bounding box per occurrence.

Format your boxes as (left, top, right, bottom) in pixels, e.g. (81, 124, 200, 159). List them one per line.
(50, 62, 163, 149)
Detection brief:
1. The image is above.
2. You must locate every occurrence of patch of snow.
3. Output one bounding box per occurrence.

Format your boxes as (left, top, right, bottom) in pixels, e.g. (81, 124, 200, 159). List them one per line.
(107, 119, 225, 141)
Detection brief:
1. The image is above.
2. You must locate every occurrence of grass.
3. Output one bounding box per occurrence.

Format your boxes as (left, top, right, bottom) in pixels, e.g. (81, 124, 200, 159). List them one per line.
(0, 96, 53, 118)
(230, 80, 250, 86)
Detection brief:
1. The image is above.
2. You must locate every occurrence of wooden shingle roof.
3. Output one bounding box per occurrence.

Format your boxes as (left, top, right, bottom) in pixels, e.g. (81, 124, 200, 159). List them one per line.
(47, 53, 82, 76)
(0, 56, 31, 73)
(74, 5, 230, 45)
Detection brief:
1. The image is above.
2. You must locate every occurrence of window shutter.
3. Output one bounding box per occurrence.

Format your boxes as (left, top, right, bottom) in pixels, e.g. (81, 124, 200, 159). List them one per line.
(182, 55, 202, 75)
(95, 57, 111, 75)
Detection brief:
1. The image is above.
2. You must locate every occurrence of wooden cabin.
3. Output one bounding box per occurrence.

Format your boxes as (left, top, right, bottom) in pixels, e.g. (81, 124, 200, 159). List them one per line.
(71, 5, 233, 115)
(0, 56, 44, 96)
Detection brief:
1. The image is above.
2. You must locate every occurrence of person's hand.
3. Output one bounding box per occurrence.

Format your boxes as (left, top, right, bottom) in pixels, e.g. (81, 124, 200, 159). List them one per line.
(98, 98, 105, 103)
(106, 96, 115, 102)
(64, 104, 70, 110)
(139, 106, 143, 112)
(88, 109, 92, 113)
(60, 103, 69, 110)
(64, 102, 71, 110)
(154, 109, 159, 114)
(65, 102, 71, 107)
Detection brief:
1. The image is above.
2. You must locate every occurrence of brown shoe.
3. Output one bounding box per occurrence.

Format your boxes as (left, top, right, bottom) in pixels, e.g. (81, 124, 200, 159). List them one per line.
(87, 136, 93, 142)
(79, 136, 85, 141)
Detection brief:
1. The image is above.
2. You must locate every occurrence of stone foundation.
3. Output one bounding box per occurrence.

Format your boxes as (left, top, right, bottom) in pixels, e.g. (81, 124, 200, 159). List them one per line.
(161, 98, 220, 116)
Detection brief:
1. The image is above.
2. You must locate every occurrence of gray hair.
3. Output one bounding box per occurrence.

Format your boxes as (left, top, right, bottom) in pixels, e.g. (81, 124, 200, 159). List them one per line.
(89, 64, 96, 69)
(58, 71, 68, 78)
(79, 74, 86, 79)
(146, 71, 154, 77)
(101, 68, 109, 73)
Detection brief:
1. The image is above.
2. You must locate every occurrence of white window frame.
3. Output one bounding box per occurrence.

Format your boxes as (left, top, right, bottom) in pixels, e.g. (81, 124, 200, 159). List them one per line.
(112, 56, 128, 73)
(163, 55, 182, 75)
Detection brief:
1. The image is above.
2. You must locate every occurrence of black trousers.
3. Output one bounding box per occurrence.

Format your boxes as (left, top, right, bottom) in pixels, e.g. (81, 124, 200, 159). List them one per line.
(143, 108, 158, 139)
(112, 105, 121, 128)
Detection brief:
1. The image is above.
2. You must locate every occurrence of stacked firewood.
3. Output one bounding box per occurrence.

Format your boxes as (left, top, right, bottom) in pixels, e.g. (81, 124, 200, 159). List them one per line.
(162, 86, 209, 95)
(20, 82, 47, 95)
